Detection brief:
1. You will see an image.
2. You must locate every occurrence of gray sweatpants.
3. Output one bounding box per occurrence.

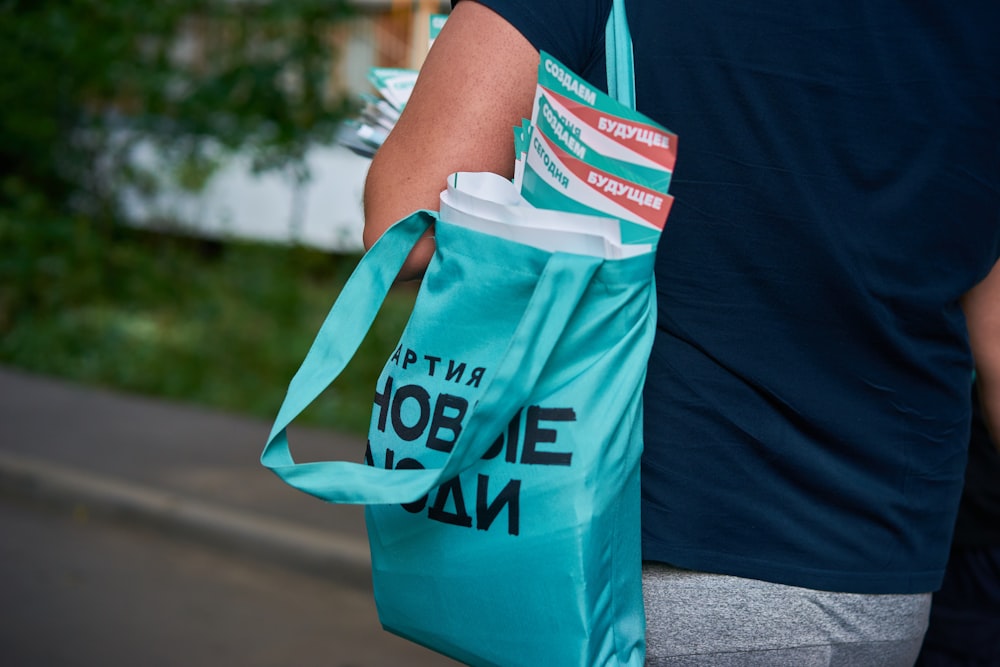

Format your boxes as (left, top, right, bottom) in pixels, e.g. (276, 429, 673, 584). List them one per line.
(643, 563, 932, 666)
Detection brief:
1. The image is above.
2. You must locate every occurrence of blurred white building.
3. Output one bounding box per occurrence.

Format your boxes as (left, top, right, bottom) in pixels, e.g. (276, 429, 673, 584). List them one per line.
(121, 0, 448, 253)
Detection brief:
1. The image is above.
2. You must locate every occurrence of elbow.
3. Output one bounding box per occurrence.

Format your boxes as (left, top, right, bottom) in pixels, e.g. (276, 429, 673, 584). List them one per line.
(362, 171, 393, 251)
(362, 222, 381, 252)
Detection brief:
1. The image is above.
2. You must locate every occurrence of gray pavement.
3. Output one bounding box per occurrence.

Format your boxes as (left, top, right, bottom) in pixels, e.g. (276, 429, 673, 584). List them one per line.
(0, 366, 374, 587)
(0, 501, 461, 666)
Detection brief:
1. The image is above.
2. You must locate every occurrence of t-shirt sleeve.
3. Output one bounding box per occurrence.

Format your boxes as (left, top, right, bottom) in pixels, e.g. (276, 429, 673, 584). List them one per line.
(452, 0, 612, 84)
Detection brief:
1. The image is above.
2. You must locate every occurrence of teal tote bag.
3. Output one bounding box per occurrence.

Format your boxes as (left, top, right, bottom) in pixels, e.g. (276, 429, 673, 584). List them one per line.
(261, 3, 650, 665)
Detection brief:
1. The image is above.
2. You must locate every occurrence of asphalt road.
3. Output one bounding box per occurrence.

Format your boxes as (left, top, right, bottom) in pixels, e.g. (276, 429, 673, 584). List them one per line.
(0, 499, 462, 667)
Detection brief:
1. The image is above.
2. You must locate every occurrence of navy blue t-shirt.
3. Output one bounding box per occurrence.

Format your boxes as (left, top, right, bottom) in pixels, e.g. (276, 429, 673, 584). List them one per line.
(458, 0, 1000, 593)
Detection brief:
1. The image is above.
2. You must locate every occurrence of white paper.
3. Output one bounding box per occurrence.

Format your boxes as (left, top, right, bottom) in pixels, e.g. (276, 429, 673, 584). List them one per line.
(439, 172, 651, 259)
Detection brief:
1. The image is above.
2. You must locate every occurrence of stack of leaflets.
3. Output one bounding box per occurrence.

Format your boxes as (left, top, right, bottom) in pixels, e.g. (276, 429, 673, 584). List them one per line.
(440, 51, 678, 257)
(336, 15, 449, 158)
(336, 68, 416, 158)
(514, 51, 678, 247)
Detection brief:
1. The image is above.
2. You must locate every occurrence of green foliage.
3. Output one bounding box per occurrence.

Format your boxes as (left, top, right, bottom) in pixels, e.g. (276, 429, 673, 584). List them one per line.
(0, 0, 357, 215)
(0, 212, 417, 435)
(0, 0, 386, 433)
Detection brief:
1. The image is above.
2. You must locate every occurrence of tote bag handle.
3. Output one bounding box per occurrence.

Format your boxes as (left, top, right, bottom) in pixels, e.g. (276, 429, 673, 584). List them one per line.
(261, 212, 602, 504)
(606, 0, 635, 110)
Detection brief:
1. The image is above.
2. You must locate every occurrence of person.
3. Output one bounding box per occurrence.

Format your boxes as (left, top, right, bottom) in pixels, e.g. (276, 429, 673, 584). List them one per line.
(915, 382, 1000, 667)
(362, 1, 1000, 664)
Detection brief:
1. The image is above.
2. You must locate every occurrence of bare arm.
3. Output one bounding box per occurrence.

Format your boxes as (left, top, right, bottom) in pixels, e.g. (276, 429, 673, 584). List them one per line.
(362, 1, 540, 280)
(963, 256, 1000, 448)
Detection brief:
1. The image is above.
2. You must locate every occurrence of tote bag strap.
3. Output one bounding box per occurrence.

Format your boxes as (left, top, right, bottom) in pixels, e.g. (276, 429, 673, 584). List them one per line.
(266, 211, 433, 427)
(261, 214, 603, 505)
(606, 0, 636, 110)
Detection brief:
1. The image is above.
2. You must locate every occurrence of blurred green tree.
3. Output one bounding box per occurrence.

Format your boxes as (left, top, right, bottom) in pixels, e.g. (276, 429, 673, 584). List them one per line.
(0, 0, 357, 217)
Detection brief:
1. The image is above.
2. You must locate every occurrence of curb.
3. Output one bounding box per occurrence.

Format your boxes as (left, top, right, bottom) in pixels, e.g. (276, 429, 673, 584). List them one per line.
(0, 451, 373, 589)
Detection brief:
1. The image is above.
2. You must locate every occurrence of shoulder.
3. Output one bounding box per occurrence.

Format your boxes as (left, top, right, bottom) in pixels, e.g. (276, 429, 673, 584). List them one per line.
(456, 0, 613, 77)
